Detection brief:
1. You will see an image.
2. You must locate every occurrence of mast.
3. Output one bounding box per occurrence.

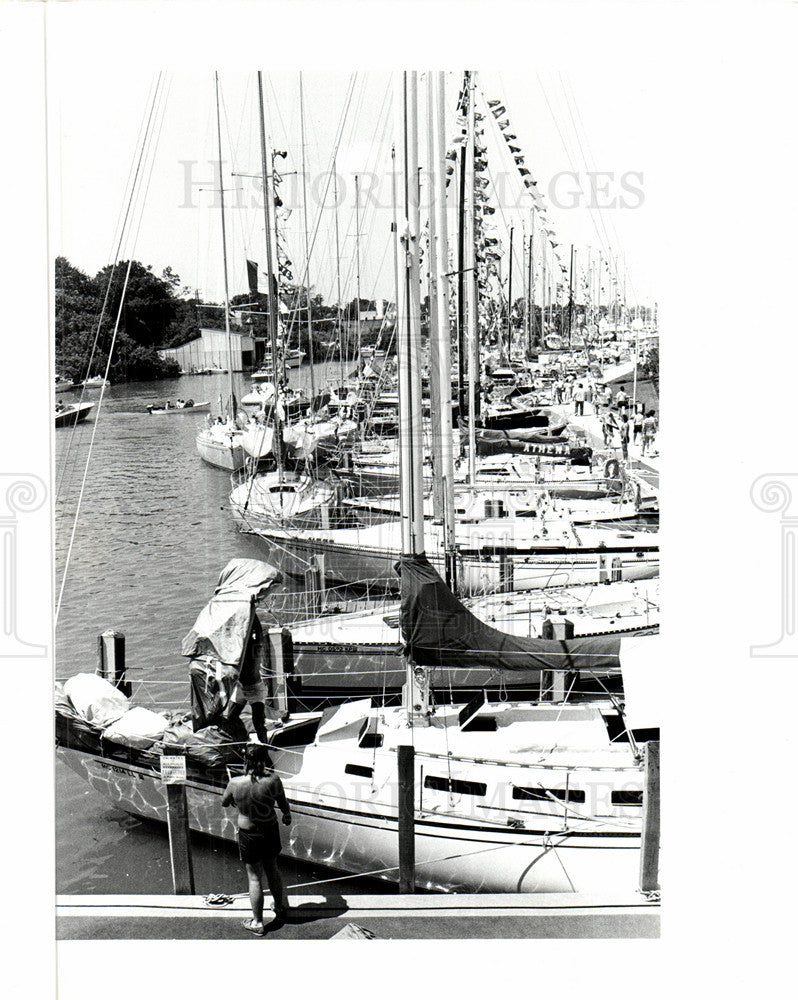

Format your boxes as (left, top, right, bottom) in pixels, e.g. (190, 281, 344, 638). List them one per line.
(506, 224, 514, 361)
(214, 73, 235, 417)
(568, 243, 575, 349)
(256, 71, 283, 477)
(394, 69, 428, 720)
(429, 69, 457, 591)
(426, 77, 442, 524)
(456, 140, 467, 425)
(528, 213, 535, 355)
(299, 72, 316, 403)
(333, 157, 345, 386)
(465, 70, 478, 487)
(355, 173, 362, 373)
(541, 234, 548, 345)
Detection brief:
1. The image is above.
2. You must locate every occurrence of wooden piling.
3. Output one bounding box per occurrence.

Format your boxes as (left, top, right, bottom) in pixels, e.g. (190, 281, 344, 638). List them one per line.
(639, 740, 660, 893)
(162, 748, 195, 895)
(267, 627, 298, 715)
(397, 744, 415, 894)
(96, 630, 131, 697)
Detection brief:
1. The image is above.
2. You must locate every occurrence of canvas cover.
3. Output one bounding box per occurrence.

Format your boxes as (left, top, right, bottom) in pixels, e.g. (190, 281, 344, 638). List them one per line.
(181, 559, 281, 667)
(397, 553, 622, 672)
(182, 559, 280, 730)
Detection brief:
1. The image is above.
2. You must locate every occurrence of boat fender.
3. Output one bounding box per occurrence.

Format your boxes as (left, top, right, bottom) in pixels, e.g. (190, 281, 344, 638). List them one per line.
(604, 458, 620, 479)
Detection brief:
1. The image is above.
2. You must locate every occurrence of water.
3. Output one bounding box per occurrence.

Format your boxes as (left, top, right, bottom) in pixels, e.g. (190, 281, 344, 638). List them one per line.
(55, 364, 390, 896)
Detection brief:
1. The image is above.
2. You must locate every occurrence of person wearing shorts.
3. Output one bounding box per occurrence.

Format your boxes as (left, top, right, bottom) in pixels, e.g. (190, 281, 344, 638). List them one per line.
(222, 744, 292, 935)
(642, 410, 657, 456)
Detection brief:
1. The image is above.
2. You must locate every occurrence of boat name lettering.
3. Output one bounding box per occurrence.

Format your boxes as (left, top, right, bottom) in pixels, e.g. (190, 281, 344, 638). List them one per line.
(98, 761, 145, 779)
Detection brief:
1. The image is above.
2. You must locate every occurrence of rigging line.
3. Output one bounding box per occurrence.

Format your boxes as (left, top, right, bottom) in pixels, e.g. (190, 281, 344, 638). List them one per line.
(56, 262, 133, 622)
(559, 75, 643, 308)
(55, 71, 167, 506)
(55, 73, 164, 498)
(282, 75, 365, 346)
(56, 78, 168, 616)
(537, 73, 621, 298)
(553, 75, 623, 282)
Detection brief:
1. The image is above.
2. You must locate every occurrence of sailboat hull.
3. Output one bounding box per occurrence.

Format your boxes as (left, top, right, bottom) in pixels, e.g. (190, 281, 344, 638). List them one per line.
(56, 740, 643, 895)
(195, 429, 246, 471)
(236, 525, 659, 595)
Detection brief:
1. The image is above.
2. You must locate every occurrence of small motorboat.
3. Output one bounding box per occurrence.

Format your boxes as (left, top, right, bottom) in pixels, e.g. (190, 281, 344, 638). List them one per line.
(55, 375, 76, 394)
(55, 401, 94, 427)
(146, 399, 210, 415)
(80, 375, 111, 388)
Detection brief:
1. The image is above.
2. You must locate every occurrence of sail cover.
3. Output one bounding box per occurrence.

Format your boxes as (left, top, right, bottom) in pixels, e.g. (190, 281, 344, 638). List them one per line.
(181, 559, 281, 666)
(398, 553, 621, 672)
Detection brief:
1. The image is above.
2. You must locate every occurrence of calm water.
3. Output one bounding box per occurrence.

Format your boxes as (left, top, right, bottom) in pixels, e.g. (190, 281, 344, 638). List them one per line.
(54, 363, 391, 896)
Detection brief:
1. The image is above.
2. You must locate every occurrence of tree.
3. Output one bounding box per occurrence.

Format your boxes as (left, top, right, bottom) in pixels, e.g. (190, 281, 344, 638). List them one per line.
(94, 260, 179, 347)
(641, 345, 659, 388)
(55, 256, 187, 382)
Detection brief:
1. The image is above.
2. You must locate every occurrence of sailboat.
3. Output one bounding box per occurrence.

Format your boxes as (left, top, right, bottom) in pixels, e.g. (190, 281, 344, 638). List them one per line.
(194, 75, 249, 473)
(53, 71, 658, 897)
(227, 72, 346, 528)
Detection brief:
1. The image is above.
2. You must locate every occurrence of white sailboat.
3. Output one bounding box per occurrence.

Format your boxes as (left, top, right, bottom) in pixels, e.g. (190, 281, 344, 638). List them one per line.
(195, 74, 247, 473)
(54, 71, 658, 898)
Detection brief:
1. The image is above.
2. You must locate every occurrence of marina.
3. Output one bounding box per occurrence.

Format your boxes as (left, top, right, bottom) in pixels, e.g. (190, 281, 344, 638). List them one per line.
(53, 68, 661, 934)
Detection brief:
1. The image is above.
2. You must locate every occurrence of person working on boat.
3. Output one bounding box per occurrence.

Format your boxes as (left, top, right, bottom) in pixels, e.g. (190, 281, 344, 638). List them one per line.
(235, 613, 274, 745)
(222, 744, 292, 935)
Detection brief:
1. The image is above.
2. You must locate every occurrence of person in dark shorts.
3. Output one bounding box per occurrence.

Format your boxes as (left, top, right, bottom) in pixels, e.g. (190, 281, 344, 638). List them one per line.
(222, 744, 292, 935)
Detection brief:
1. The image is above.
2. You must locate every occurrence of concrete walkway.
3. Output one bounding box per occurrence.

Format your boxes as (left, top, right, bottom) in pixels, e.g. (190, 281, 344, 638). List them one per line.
(57, 891, 659, 940)
(552, 402, 660, 492)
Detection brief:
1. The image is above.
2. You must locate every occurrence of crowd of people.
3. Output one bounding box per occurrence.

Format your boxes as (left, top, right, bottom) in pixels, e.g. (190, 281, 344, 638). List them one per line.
(547, 371, 658, 460)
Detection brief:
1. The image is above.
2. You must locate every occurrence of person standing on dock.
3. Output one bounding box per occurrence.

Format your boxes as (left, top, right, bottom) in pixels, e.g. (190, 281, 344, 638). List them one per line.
(619, 412, 630, 461)
(633, 402, 645, 445)
(642, 409, 658, 456)
(573, 382, 585, 416)
(222, 744, 292, 935)
(602, 408, 617, 447)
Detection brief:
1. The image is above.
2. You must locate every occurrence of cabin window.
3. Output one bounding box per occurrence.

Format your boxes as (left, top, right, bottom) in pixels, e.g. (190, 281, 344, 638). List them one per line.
(462, 716, 498, 732)
(611, 790, 643, 806)
(345, 763, 373, 779)
(512, 786, 586, 804)
(424, 775, 487, 797)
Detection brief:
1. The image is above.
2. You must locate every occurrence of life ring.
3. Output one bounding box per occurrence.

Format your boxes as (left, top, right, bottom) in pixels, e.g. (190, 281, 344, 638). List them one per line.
(604, 458, 620, 479)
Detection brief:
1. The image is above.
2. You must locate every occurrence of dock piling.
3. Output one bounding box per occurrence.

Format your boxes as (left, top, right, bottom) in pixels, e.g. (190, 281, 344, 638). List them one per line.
(267, 627, 299, 714)
(162, 747, 195, 896)
(639, 740, 660, 893)
(96, 630, 131, 697)
(397, 744, 416, 893)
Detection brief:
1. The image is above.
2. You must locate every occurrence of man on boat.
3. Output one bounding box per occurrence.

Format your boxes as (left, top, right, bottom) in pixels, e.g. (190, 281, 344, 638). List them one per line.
(222, 743, 292, 935)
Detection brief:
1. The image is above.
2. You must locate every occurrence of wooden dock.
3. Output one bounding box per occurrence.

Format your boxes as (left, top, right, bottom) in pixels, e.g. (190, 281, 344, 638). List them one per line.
(57, 891, 660, 940)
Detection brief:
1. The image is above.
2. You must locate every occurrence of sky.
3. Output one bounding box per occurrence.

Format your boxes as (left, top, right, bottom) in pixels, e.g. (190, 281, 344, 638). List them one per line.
(51, 66, 660, 311)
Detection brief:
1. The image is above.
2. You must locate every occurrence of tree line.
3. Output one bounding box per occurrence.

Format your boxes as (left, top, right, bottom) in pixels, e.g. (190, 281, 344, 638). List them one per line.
(55, 256, 390, 382)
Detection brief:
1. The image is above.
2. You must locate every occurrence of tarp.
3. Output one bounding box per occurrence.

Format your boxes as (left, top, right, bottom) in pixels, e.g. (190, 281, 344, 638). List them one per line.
(397, 553, 621, 672)
(181, 559, 281, 667)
